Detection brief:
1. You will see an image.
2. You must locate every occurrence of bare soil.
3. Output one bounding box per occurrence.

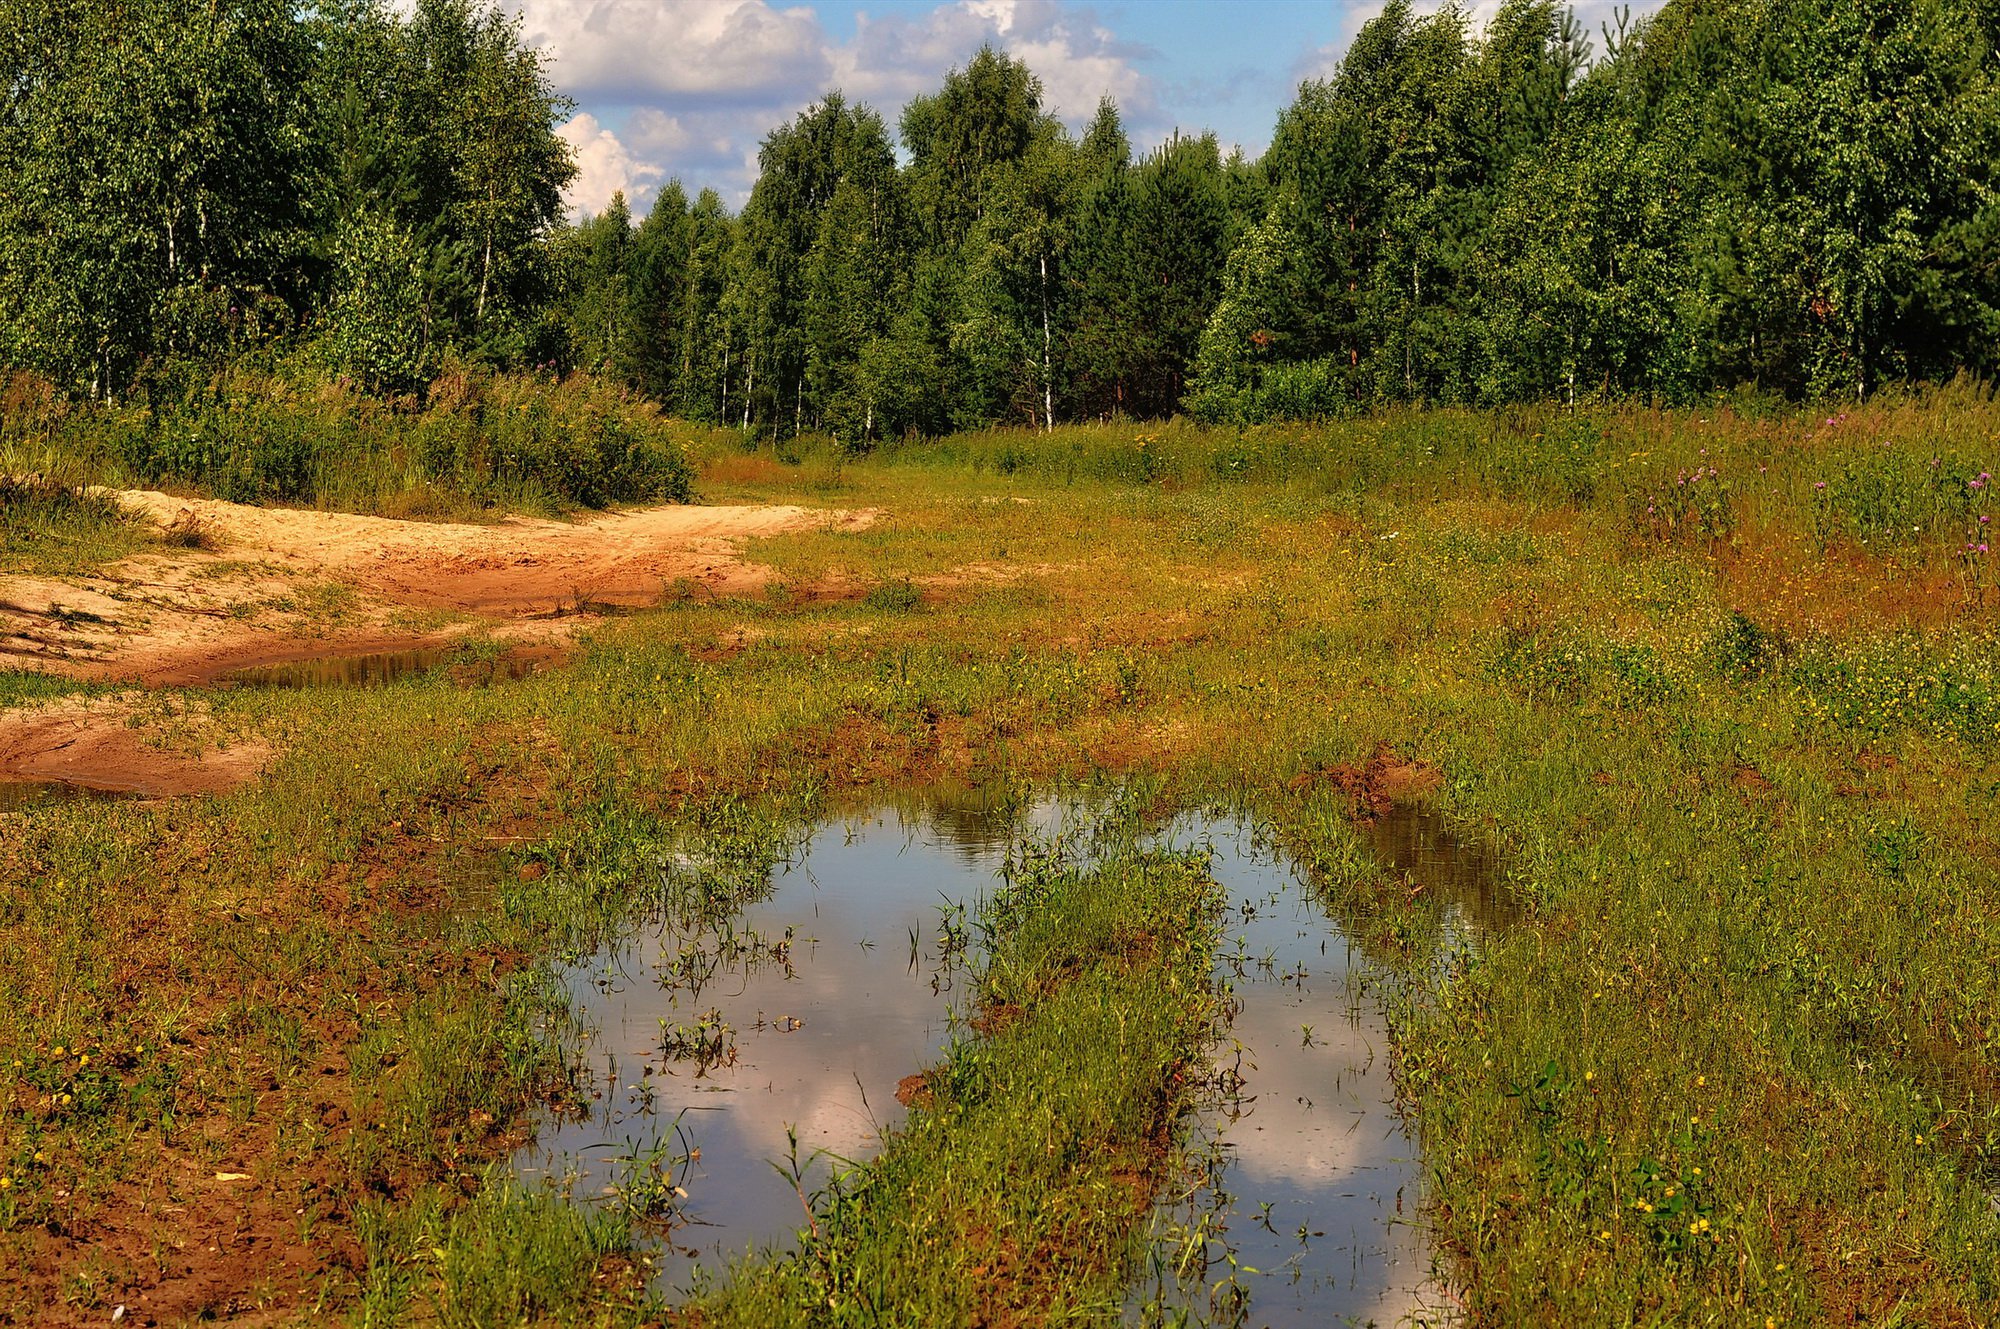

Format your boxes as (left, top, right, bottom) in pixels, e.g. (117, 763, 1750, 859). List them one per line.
(0, 696, 271, 797)
(1, 490, 872, 686)
(0, 492, 869, 794)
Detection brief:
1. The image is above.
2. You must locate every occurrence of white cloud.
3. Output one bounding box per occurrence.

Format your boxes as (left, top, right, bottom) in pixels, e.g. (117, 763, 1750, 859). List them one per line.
(557, 111, 665, 219)
(832, 0, 1159, 132)
(513, 0, 831, 102)
(514, 0, 1163, 205)
(1297, 0, 1654, 84)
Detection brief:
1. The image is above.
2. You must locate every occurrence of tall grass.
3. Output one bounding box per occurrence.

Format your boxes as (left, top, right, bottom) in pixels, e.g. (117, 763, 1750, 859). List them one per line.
(0, 473, 144, 574)
(0, 364, 698, 517)
(828, 383, 1998, 573)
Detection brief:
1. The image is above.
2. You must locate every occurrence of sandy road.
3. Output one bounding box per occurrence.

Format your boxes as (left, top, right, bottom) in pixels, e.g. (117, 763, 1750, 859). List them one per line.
(1, 490, 871, 684)
(0, 491, 871, 792)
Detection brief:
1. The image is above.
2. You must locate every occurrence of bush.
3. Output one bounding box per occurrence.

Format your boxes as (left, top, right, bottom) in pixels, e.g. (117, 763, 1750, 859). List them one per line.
(1, 364, 694, 515)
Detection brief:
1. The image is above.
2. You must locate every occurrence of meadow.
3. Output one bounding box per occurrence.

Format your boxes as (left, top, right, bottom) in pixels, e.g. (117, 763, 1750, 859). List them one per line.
(1, 385, 1998, 1326)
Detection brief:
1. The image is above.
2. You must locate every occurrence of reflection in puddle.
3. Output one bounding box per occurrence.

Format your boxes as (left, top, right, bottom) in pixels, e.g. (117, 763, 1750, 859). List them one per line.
(1361, 803, 1522, 935)
(222, 648, 537, 689)
(518, 797, 1012, 1289)
(1136, 817, 1449, 1328)
(524, 793, 1476, 1323)
(0, 779, 135, 813)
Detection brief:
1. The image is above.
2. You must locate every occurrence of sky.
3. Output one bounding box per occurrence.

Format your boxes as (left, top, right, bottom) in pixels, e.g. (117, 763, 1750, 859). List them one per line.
(506, 0, 1659, 220)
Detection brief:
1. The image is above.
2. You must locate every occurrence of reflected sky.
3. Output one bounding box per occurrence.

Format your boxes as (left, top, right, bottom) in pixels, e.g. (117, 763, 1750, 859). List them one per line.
(1140, 819, 1450, 1329)
(518, 802, 990, 1287)
(517, 793, 1459, 1323)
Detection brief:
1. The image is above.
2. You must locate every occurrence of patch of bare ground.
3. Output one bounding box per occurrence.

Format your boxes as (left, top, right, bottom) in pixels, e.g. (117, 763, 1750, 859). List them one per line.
(1291, 740, 1444, 820)
(0, 695, 271, 796)
(0, 489, 874, 688)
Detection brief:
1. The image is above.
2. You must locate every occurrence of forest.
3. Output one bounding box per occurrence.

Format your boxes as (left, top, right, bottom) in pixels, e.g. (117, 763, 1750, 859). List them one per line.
(8, 0, 2000, 448)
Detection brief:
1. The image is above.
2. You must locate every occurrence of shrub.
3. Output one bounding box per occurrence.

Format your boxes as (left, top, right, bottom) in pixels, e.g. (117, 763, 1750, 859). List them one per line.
(2, 364, 693, 514)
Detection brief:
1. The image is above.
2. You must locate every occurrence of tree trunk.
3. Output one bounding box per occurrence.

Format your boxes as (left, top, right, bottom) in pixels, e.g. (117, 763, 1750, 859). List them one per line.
(1040, 253, 1054, 434)
(477, 226, 494, 325)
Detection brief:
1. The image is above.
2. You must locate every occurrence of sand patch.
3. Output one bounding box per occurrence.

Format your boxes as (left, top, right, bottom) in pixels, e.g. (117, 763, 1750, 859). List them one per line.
(0, 491, 873, 685)
(0, 695, 272, 796)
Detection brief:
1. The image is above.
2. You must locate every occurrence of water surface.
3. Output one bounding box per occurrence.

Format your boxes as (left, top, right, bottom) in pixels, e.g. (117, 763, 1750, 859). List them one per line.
(524, 793, 1493, 1324)
(519, 796, 1015, 1288)
(0, 779, 135, 813)
(222, 647, 536, 689)
(1135, 816, 1451, 1328)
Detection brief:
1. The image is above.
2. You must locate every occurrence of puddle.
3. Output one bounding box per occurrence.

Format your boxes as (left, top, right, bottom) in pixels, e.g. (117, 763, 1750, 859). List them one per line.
(522, 793, 1470, 1322)
(1133, 816, 1449, 1328)
(1362, 803, 1524, 936)
(0, 779, 136, 813)
(221, 648, 536, 689)
(517, 795, 1020, 1288)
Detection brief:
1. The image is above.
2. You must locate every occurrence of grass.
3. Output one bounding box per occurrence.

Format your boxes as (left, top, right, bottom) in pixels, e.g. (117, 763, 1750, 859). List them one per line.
(1, 391, 1998, 1324)
(0, 474, 149, 577)
(1, 364, 704, 523)
(692, 837, 1222, 1325)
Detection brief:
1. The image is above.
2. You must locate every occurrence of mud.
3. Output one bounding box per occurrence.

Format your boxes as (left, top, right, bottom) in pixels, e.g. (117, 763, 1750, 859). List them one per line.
(1296, 742, 1445, 820)
(0, 696, 272, 797)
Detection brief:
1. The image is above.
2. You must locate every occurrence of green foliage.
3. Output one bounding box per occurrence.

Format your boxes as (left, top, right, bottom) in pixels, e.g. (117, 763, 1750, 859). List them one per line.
(0, 0, 572, 404)
(18, 0, 2000, 444)
(0, 472, 138, 574)
(6, 365, 692, 512)
(318, 210, 441, 393)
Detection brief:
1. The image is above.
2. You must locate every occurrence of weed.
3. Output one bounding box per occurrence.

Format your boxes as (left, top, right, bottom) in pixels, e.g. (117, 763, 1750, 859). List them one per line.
(861, 577, 921, 613)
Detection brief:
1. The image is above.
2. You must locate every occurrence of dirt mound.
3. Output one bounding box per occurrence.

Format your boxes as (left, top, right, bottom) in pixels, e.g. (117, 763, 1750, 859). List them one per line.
(0, 490, 870, 795)
(0, 696, 272, 796)
(1292, 742, 1443, 820)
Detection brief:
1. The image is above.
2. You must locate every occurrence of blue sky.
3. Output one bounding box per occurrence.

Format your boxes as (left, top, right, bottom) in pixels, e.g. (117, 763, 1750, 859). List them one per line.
(508, 1, 1655, 218)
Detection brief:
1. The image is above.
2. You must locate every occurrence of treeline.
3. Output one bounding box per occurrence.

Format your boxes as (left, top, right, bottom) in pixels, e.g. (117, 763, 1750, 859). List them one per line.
(8, 0, 2000, 442)
(565, 65, 1261, 439)
(570, 0, 2000, 436)
(0, 0, 573, 401)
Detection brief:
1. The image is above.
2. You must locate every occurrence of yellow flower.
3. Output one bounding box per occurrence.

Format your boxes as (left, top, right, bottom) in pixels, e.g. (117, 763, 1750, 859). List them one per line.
(0, 1176, 10, 1191)
(77, 1055, 89, 1068)
(52, 1046, 64, 1058)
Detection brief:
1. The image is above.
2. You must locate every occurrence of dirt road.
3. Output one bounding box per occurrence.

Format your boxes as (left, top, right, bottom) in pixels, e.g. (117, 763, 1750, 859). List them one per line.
(1, 490, 870, 685)
(0, 491, 869, 794)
